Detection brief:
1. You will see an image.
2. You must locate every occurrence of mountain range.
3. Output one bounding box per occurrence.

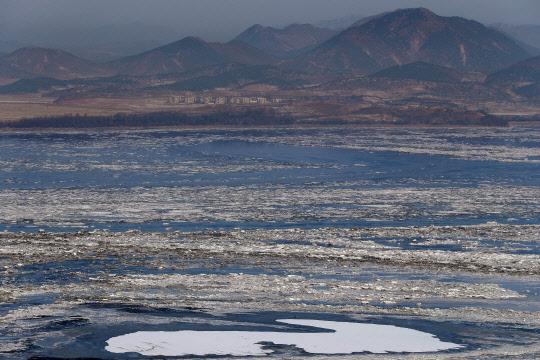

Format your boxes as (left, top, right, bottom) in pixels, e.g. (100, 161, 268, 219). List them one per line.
(0, 37, 280, 79)
(0, 22, 182, 62)
(108, 37, 280, 76)
(233, 24, 338, 58)
(0, 8, 535, 80)
(285, 8, 531, 74)
(0, 47, 115, 79)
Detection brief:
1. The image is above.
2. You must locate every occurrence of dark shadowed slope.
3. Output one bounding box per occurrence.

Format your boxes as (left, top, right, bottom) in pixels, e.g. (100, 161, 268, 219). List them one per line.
(234, 24, 338, 58)
(284, 8, 531, 74)
(155, 65, 305, 91)
(369, 61, 464, 83)
(485, 55, 539, 93)
(0, 59, 32, 78)
(0, 77, 67, 93)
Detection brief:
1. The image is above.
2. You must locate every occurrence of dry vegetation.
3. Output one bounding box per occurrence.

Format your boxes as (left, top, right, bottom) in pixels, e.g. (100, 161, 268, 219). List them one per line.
(0, 95, 202, 122)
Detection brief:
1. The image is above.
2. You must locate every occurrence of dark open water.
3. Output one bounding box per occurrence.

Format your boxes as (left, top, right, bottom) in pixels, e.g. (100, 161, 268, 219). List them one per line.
(0, 126, 538, 233)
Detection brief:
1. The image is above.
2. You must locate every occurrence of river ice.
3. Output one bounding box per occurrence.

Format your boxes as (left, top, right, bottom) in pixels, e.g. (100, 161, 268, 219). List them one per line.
(106, 319, 463, 356)
(0, 126, 538, 359)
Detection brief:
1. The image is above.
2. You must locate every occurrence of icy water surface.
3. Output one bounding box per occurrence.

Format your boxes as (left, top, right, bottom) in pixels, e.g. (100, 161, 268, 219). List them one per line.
(0, 126, 539, 359)
(0, 126, 538, 232)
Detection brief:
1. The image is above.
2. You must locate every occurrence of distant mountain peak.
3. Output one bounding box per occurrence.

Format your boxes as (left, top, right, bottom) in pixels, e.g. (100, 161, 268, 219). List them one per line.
(108, 35, 279, 76)
(1, 33, 280, 78)
(284, 7, 531, 74)
(9, 46, 75, 56)
(166, 36, 208, 47)
(2, 46, 113, 79)
(354, 7, 443, 31)
(248, 24, 266, 31)
(391, 7, 437, 18)
(401, 7, 435, 15)
(183, 36, 206, 43)
(233, 22, 338, 58)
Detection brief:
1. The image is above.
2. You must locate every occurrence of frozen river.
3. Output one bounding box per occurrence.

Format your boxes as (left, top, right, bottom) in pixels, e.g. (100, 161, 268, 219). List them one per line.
(0, 126, 538, 232)
(0, 125, 538, 359)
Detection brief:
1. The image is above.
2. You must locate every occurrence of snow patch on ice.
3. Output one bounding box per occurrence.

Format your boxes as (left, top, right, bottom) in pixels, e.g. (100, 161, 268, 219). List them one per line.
(105, 319, 463, 356)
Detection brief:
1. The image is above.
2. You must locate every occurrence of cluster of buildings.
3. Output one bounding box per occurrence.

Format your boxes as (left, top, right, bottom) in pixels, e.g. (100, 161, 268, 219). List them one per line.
(166, 95, 282, 105)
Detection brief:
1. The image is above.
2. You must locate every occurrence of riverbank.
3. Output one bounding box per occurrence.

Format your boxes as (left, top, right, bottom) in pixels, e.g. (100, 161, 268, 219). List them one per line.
(0, 106, 512, 130)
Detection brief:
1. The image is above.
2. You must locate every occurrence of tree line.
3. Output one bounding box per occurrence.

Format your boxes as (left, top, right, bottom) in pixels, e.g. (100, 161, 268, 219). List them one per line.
(1, 108, 294, 129)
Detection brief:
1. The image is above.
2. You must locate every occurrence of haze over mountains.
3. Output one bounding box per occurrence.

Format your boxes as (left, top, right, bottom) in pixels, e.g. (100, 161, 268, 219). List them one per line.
(1, 47, 115, 79)
(234, 24, 338, 58)
(109, 37, 280, 76)
(0, 7, 537, 84)
(0, 22, 182, 62)
(490, 24, 540, 50)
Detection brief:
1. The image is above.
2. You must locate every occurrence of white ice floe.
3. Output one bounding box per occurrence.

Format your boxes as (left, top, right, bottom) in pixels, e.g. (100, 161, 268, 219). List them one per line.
(105, 319, 463, 356)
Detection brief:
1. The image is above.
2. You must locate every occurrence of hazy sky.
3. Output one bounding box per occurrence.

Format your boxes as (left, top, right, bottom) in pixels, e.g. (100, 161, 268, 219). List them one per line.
(1, 0, 539, 43)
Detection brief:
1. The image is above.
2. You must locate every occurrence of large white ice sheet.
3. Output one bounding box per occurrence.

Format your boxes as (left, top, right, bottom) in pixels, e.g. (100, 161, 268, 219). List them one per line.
(105, 319, 463, 356)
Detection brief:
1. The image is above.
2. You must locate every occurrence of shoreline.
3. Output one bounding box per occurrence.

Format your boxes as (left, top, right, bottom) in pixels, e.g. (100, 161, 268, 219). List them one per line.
(0, 104, 520, 130)
(2, 121, 534, 132)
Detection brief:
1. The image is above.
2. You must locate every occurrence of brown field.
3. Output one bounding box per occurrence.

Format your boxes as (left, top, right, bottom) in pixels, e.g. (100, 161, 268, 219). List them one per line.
(1, 92, 537, 125)
(0, 94, 207, 122)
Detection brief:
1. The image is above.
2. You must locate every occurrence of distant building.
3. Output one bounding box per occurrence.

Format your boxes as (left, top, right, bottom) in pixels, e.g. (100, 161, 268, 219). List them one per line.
(199, 97, 214, 104)
(167, 96, 182, 104)
(166, 95, 275, 105)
